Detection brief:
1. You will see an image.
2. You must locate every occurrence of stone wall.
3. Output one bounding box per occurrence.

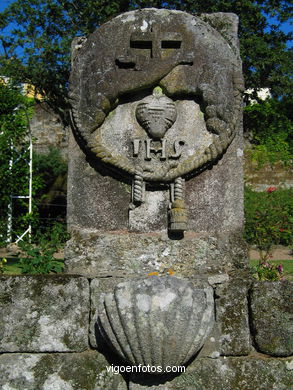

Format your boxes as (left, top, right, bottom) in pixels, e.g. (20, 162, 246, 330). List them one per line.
(1, 275, 292, 389)
(30, 102, 68, 159)
(244, 158, 293, 191)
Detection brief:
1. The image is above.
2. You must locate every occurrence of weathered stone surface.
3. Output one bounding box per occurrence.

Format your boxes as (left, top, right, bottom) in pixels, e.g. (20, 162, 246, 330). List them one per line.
(186, 133, 244, 233)
(66, 9, 246, 276)
(70, 10, 243, 173)
(215, 280, 252, 356)
(67, 131, 130, 232)
(250, 281, 293, 357)
(244, 159, 293, 191)
(30, 102, 68, 158)
(170, 355, 293, 390)
(0, 352, 127, 390)
(197, 279, 252, 359)
(1, 352, 291, 390)
(66, 9, 245, 245)
(97, 276, 214, 370)
(89, 277, 126, 349)
(65, 230, 248, 277)
(0, 275, 89, 352)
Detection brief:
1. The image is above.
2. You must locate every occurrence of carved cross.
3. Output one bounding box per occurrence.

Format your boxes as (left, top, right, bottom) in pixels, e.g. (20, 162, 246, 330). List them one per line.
(116, 31, 184, 69)
(130, 31, 182, 59)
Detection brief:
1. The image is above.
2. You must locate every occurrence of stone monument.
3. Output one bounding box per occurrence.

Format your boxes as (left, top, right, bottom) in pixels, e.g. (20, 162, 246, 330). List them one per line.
(66, 8, 247, 387)
(66, 8, 247, 280)
(67, 8, 246, 385)
(1, 10, 292, 390)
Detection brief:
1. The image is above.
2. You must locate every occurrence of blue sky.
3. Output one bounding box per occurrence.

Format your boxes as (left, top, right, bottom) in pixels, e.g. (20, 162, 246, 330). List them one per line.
(0, 0, 12, 12)
(0, 0, 292, 46)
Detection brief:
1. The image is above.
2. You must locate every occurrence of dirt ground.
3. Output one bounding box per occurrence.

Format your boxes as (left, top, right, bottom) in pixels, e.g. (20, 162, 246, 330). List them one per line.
(249, 246, 293, 260)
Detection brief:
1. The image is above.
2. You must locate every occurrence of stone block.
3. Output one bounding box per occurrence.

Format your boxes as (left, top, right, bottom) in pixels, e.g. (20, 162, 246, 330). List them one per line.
(170, 355, 293, 390)
(0, 275, 89, 352)
(199, 279, 252, 358)
(65, 230, 248, 278)
(250, 281, 293, 356)
(67, 131, 130, 232)
(2, 353, 290, 390)
(215, 280, 252, 355)
(0, 352, 127, 390)
(30, 102, 68, 157)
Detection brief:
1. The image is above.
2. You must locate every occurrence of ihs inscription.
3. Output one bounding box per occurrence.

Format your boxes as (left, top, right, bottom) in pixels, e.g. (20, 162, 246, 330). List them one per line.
(132, 139, 185, 161)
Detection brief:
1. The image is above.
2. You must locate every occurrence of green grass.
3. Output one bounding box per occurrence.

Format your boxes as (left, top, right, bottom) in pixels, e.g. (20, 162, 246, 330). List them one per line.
(1, 257, 65, 275)
(3, 263, 22, 274)
(250, 259, 293, 278)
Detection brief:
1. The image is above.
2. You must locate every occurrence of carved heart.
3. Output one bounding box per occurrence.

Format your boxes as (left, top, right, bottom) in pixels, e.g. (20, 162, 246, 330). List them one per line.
(136, 94, 177, 139)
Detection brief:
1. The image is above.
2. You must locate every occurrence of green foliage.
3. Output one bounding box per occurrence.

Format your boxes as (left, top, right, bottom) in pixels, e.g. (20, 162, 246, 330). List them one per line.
(44, 221, 69, 246)
(33, 147, 67, 202)
(244, 186, 293, 260)
(0, 257, 7, 274)
(18, 242, 64, 274)
(0, 80, 67, 246)
(244, 97, 293, 167)
(250, 261, 284, 281)
(18, 222, 67, 274)
(34, 147, 67, 178)
(250, 258, 293, 278)
(0, 0, 292, 119)
(0, 81, 38, 246)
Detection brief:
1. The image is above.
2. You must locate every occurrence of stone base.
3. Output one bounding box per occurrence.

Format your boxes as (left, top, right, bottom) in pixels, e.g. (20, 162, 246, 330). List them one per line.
(65, 229, 248, 278)
(1, 276, 292, 390)
(169, 355, 293, 390)
(1, 353, 292, 390)
(0, 352, 127, 390)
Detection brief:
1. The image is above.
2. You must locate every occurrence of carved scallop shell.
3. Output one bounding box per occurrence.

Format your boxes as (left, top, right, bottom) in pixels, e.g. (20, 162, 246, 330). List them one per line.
(97, 276, 214, 371)
(136, 94, 177, 140)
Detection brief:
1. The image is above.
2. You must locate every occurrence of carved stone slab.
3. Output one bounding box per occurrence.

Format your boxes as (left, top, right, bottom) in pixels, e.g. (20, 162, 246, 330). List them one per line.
(70, 9, 244, 184)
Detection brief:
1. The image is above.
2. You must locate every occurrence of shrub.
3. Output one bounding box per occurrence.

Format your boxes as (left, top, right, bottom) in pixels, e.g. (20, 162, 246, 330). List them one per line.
(250, 261, 284, 281)
(18, 222, 68, 274)
(244, 186, 293, 260)
(0, 258, 7, 274)
(244, 97, 293, 168)
(18, 241, 64, 274)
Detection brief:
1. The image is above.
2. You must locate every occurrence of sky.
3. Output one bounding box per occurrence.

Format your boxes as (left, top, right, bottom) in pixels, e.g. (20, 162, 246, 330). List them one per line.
(0, 0, 12, 12)
(0, 0, 292, 46)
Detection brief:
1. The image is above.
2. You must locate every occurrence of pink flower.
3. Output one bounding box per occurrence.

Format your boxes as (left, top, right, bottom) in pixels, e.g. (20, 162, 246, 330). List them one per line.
(267, 186, 277, 193)
(277, 264, 284, 274)
(261, 262, 270, 268)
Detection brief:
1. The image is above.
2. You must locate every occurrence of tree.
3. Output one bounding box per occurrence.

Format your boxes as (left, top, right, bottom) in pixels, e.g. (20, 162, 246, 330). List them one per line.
(0, 0, 292, 122)
(244, 96, 293, 166)
(0, 80, 33, 245)
(0, 80, 67, 246)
